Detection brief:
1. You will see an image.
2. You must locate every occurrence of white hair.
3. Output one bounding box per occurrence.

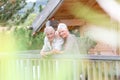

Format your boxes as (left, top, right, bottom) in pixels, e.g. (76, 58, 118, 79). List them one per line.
(57, 23, 68, 31)
(44, 26, 55, 34)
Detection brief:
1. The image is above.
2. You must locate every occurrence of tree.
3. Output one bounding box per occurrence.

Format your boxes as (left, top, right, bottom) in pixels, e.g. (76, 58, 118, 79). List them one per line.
(39, 5, 42, 12)
(0, 0, 35, 25)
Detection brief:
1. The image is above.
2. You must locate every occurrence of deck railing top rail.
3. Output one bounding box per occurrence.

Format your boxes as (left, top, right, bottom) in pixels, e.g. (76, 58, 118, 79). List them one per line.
(0, 50, 120, 61)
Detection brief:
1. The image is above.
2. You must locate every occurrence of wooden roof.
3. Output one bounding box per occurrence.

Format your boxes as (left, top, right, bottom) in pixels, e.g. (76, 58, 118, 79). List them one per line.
(54, 0, 107, 24)
(54, 0, 98, 19)
(31, 0, 108, 35)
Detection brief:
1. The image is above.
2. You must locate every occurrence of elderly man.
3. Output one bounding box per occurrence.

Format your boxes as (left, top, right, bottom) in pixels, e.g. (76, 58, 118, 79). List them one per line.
(40, 26, 64, 57)
(57, 23, 80, 54)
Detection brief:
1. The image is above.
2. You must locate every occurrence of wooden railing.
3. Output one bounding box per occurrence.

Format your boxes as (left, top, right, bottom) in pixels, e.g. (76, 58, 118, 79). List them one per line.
(0, 50, 120, 80)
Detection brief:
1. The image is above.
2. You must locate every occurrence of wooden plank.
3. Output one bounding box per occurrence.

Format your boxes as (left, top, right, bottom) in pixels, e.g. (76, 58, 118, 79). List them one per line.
(60, 19, 86, 26)
(54, 0, 106, 20)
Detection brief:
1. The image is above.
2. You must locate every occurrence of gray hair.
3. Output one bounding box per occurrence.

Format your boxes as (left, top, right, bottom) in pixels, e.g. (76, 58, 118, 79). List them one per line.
(44, 26, 55, 34)
(57, 23, 68, 31)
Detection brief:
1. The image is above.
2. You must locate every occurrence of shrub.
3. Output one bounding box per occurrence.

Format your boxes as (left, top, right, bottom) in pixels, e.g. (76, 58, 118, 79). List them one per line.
(13, 27, 44, 51)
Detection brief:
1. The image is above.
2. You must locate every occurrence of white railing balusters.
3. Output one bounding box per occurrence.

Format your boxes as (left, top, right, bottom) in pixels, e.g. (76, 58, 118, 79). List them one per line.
(0, 53, 120, 80)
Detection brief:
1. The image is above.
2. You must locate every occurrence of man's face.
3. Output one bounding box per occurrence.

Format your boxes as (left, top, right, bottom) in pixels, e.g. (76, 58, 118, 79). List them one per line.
(58, 29, 68, 39)
(46, 31, 55, 42)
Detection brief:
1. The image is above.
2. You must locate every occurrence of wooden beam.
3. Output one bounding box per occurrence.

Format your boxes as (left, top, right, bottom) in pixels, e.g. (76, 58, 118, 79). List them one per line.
(60, 19, 86, 26)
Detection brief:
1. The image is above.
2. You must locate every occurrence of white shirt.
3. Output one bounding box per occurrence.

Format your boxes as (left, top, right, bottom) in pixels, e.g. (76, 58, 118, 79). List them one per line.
(41, 36, 64, 52)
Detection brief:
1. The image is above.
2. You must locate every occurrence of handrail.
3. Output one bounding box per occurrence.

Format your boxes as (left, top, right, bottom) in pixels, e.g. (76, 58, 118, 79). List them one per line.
(0, 50, 120, 60)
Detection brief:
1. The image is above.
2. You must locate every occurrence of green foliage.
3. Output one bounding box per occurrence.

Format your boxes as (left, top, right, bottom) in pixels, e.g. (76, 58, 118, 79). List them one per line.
(39, 5, 42, 12)
(12, 27, 44, 51)
(0, 0, 45, 51)
(0, 13, 45, 51)
(16, 3, 36, 25)
(0, 0, 35, 25)
(12, 13, 45, 51)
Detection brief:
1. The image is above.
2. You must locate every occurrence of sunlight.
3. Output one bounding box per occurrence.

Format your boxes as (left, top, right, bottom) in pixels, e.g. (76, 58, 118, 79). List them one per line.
(69, 2, 119, 49)
(0, 32, 17, 53)
(87, 25, 117, 47)
(0, 32, 18, 80)
(97, 0, 120, 23)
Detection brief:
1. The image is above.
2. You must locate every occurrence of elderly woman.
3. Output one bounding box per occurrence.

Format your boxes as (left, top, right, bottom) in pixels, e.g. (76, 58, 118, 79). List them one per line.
(57, 23, 80, 54)
(40, 26, 64, 57)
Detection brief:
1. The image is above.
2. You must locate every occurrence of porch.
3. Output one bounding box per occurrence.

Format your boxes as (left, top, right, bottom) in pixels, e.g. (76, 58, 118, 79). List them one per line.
(0, 50, 120, 80)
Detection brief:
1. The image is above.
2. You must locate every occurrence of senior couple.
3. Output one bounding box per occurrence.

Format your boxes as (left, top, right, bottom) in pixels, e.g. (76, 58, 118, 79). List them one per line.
(40, 23, 80, 57)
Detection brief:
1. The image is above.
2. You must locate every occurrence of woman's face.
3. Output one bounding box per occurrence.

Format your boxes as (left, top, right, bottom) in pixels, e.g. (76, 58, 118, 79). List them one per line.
(46, 31, 55, 42)
(58, 29, 68, 39)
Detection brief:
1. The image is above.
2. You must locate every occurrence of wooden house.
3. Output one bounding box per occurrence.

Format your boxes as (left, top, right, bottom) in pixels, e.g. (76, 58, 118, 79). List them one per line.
(31, 0, 119, 55)
(31, 0, 108, 33)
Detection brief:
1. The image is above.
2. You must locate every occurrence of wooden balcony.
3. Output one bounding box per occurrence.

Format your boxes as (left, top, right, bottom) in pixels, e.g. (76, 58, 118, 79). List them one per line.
(0, 50, 120, 80)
